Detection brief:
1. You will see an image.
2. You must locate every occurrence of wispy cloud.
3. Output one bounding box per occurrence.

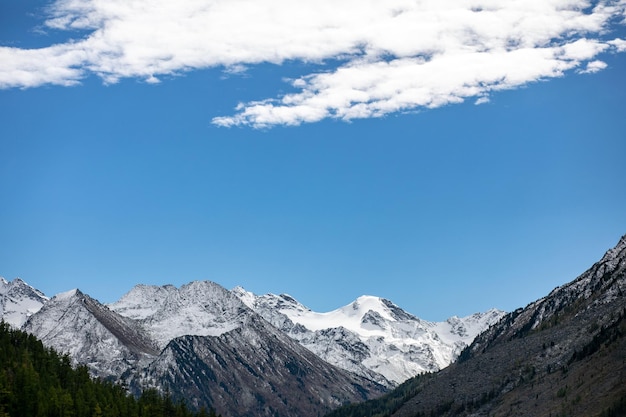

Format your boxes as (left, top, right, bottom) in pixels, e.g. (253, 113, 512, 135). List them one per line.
(1, 0, 625, 127)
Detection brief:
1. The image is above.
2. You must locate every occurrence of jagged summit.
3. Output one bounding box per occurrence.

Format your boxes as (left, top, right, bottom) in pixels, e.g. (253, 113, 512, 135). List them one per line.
(235, 288, 504, 385)
(231, 285, 257, 308)
(5, 275, 504, 405)
(108, 283, 176, 320)
(465, 232, 626, 356)
(342, 295, 398, 322)
(280, 294, 424, 336)
(599, 233, 626, 264)
(23, 286, 158, 378)
(332, 233, 626, 417)
(436, 308, 505, 341)
(0, 277, 48, 328)
(4, 235, 625, 417)
(344, 295, 420, 325)
(53, 288, 80, 301)
(110, 280, 253, 347)
(232, 286, 311, 314)
(20, 280, 386, 417)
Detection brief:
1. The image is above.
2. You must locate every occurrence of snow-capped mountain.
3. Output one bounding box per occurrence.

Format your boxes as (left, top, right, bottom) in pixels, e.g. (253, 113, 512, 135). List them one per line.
(0, 277, 48, 328)
(20, 281, 386, 417)
(233, 287, 504, 385)
(109, 281, 251, 348)
(23, 288, 158, 378)
(3, 276, 503, 414)
(135, 314, 386, 417)
(354, 234, 626, 417)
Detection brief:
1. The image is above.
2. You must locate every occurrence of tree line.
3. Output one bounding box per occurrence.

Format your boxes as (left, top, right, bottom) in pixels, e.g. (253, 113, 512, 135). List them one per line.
(0, 321, 220, 417)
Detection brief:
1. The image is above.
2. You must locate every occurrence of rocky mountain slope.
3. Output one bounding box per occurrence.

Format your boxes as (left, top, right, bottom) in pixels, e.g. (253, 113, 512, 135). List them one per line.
(0, 277, 48, 328)
(326, 234, 626, 417)
(234, 288, 504, 386)
(17, 281, 386, 417)
(136, 314, 384, 417)
(109, 281, 252, 348)
(23, 288, 159, 378)
(2, 277, 502, 416)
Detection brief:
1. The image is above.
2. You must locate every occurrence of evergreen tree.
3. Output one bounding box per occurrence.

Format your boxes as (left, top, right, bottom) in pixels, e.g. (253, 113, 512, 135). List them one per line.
(0, 321, 212, 417)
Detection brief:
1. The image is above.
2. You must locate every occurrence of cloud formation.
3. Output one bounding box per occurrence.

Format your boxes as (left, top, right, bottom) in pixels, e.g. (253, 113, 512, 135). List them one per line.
(1, 0, 625, 126)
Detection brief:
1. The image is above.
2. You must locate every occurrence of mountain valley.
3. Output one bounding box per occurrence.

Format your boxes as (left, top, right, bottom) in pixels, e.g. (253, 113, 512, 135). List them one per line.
(1, 276, 499, 416)
(4, 234, 624, 416)
(326, 234, 626, 417)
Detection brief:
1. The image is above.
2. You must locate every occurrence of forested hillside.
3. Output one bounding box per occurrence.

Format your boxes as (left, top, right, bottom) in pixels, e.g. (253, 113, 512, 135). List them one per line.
(325, 235, 626, 417)
(0, 321, 217, 417)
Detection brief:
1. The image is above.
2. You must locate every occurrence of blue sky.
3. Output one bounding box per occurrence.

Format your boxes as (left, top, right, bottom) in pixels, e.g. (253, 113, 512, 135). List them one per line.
(1, 0, 625, 321)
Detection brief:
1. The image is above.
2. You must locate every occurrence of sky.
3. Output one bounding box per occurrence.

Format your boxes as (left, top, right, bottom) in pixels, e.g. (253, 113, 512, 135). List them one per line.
(1, 0, 625, 321)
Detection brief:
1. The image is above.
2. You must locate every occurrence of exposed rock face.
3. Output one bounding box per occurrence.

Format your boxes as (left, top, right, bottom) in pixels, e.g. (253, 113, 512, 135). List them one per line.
(234, 287, 504, 386)
(136, 314, 385, 417)
(110, 281, 253, 347)
(23, 289, 158, 378)
(0, 277, 48, 328)
(327, 234, 626, 417)
(6, 275, 505, 416)
(21, 281, 387, 416)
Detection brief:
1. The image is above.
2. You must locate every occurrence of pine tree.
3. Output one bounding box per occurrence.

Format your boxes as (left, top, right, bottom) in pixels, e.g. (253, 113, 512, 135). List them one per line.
(0, 321, 207, 417)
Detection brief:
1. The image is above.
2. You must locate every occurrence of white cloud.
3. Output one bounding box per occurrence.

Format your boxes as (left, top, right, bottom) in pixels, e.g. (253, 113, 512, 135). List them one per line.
(609, 38, 626, 52)
(1, 0, 625, 126)
(560, 39, 609, 61)
(579, 60, 609, 73)
(0, 44, 86, 88)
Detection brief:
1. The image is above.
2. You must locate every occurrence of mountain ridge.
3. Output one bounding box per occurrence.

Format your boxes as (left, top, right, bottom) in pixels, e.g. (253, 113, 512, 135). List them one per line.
(2, 276, 503, 415)
(109, 281, 252, 348)
(326, 233, 626, 417)
(23, 287, 158, 378)
(134, 313, 386, 417)
(233, 286, 504, 385)
(14, 279, 389, 417)
(0, 276, 48, 328)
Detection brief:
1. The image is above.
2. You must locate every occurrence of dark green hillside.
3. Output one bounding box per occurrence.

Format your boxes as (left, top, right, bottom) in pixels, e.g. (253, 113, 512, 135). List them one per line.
(326, 234, 626, 417)
(0, 321, 217, 417)
(324, 372, 434, 417)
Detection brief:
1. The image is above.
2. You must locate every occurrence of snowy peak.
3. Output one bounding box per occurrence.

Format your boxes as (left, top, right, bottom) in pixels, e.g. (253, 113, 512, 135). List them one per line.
(53, 288, 81, 301)
(342, 295, 418, 324)
(234, 289, 505, 385)
(23, 287, 157, 378)
(110, 280, 253, 347)
(231, 286, 256, 308)
(6, 275, 505, 388)
(431, 309, 505, 350)
(441, 308, 505, 339)
(343, 295, 396, 322)
(109, 283, 177, 320)
(232, 286, 310, 314)
(0, 277, 48, 328)
(278, 295, 427, 337)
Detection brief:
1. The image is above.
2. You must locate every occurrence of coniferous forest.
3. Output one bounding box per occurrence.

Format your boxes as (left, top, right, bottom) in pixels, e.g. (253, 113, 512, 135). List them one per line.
(0, 321, 219, 417)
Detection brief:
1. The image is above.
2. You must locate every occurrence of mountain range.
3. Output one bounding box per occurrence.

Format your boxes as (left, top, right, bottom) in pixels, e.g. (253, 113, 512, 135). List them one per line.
(3, 234, 625, 417)
(232, 287, 503, 385)
(0, 276, 501, 417)
(326, 233, 626, 417)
